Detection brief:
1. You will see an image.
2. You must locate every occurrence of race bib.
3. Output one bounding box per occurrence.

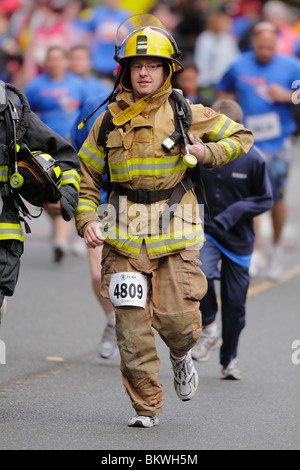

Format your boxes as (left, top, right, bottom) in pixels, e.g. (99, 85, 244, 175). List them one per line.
(245, 112, 281, 142)
(109, 272, 147, 308)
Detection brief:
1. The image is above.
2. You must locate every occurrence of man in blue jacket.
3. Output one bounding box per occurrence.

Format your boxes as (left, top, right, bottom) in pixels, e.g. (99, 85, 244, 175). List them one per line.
(191, 99, 273, 379)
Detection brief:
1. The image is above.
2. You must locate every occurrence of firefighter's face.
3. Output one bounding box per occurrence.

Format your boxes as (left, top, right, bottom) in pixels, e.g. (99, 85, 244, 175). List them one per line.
(130, 57, 167, 100)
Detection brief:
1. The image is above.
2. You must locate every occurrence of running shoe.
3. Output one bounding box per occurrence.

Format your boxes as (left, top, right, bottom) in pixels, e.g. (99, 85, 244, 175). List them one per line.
(221, 358, 242, 380)
(249, 250, 264, 278)
(265, 244, 283, 281)
(98, 323, 118, 359)
(192, 327, 222, 362)
(170, 350, 199, 401)
(128, 415, 159, 428)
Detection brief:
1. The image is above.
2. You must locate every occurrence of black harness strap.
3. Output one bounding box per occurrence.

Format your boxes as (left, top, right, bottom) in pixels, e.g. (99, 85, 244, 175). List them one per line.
(96, 90, 211, 227)
(97, 108, 115, 201)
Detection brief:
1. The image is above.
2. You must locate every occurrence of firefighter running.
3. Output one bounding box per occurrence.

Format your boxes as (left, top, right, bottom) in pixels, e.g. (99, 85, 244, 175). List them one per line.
(75, 14, 253, 428)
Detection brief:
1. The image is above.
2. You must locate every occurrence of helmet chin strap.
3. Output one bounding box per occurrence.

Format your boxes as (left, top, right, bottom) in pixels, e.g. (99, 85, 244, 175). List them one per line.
(113, 66, 172, 126)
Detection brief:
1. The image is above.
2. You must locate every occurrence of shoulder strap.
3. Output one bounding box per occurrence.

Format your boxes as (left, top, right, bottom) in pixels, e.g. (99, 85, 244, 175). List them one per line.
(96, 109, 115, 149)
(96, 109, 115, 202)
(5, 83, 31, 144)
(3, 105, 14, 148)
(171, 89, 210, 220)
(161, 89, 193, 152)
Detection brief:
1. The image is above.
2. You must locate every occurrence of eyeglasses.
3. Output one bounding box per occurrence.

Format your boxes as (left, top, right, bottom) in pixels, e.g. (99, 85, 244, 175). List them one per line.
(130, 63, 164, 72)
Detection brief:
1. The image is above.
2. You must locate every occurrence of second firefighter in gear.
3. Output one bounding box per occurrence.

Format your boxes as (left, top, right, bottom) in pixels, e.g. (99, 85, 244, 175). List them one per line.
(75, 14, 254, 427)
(0, 82, 81, 323)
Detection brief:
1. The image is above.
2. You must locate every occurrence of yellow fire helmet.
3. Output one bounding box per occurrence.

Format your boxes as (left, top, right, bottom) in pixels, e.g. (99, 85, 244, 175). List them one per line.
(10, 144, 62, 207)
(114, 14, 184, 74)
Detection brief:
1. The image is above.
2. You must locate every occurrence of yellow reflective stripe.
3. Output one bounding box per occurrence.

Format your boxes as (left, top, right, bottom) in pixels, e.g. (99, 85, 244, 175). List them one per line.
(0, 223, 24, 241)
(0, 234, 24, 241)
(78, 142, 105, 172)
(76, 199, 98, 212)
(0, 165, 9, 182)
(103, 223, 204, 256)
(219, 139, 241, 163)
(104, 225, 142, 255)
(145, 225, 204, 255)
(110, 156, 186, 181)
(54, 166, 61, 179)
(61, 169, 81, 191)
(208, 115, 236, 142)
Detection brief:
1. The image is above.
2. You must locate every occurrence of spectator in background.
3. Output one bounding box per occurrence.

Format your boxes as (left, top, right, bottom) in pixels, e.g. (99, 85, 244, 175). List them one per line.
(21, 0, 79, 84)
(69, 45, 112, 98)
(62, 0, 88, 34)
(0, 0, 20, 16)
(0, 11, 23, 83)
(263, 1, 299, 56)
(194, 10, 240, 103)
(222, 0, 262, 52)
(76, 0, 130, 86)
(24, 45, 87, 138)
(233, 0, 262, 45)
(24, 46, 88, 262)
(172, 57, 212, 107)
(7, 0, 45, 74)
(149, 1, 180, 38)
(174, 0, 207, 58)
(217, 21, 300, 280)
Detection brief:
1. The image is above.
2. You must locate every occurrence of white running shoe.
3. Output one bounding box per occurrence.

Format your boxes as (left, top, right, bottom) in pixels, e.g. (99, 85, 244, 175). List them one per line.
(249, 251, 264, 278)
(128, 415, 159, 428)
(265, 244, 283, 281)
(192, 327, 222, 362)
(98, 323, 118, 359)
(170, 350, 199, 401)
(221, 358, 242, 380)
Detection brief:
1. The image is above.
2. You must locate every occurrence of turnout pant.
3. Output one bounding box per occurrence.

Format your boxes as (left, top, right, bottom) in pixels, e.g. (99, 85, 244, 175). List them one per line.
(0, 240, 23, 311)
(199, 239, 250, 368)
(100, 242, 207, 416)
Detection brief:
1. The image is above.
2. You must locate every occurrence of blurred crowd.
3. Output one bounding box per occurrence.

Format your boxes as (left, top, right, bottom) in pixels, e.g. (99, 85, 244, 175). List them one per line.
(0, 0, 300, 88)
(1, 0, 300, 264)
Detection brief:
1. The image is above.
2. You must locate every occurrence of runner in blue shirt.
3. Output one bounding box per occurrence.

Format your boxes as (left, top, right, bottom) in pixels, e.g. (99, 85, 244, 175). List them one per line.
(24, 46, 89, 263)
(69, 45, 112, 100)
(217, 21, 300, 280)
(24, 46, 88, 140)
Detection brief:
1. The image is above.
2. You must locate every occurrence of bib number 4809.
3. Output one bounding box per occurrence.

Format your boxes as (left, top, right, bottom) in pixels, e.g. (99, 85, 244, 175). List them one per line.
(109, 272, 147, 308)
(114, 282, 143, 300)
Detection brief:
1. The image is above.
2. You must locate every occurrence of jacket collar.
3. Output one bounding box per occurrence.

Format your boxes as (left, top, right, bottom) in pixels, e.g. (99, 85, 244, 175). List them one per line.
(109, 71, 172, 126)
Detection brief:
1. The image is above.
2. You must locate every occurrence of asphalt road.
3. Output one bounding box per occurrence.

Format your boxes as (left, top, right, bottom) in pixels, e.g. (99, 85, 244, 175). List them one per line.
(0, 143, 300, 451)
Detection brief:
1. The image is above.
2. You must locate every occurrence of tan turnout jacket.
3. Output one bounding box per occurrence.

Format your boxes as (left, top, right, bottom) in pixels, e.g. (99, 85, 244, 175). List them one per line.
(75, 84, 253, 259)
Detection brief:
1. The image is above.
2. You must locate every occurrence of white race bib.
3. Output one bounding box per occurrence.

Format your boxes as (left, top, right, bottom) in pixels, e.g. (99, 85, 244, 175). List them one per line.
(245, 112, 281, 142)
(109, 272, 147, 308)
